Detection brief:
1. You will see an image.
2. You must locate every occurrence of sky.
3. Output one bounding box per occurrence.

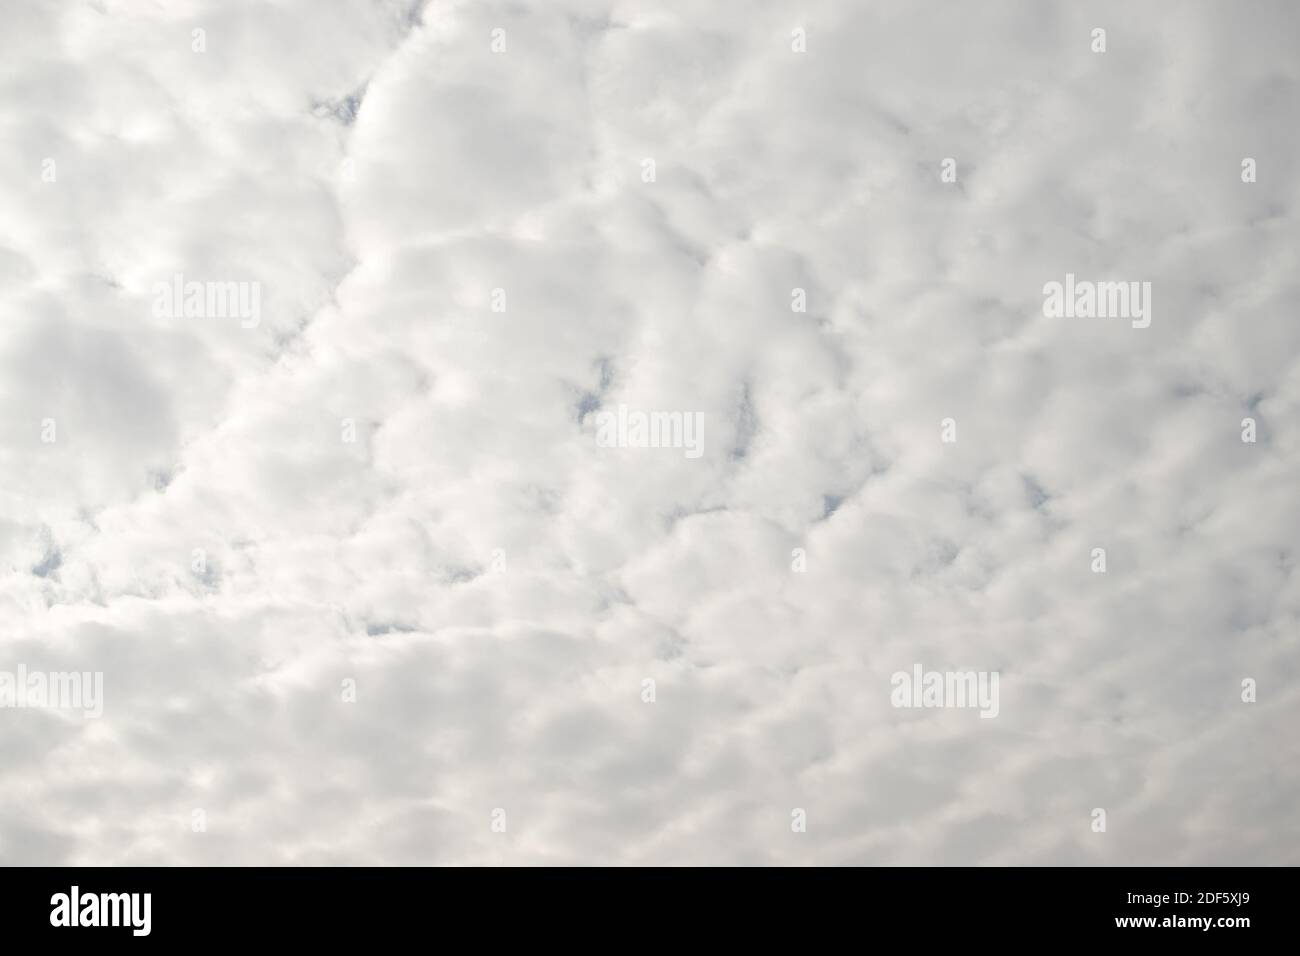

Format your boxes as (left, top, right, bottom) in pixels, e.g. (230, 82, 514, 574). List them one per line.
(0, 0, 1297, 865)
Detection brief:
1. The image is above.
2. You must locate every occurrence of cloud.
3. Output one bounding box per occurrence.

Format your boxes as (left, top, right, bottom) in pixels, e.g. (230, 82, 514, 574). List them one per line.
(0, 0, 1296, 865)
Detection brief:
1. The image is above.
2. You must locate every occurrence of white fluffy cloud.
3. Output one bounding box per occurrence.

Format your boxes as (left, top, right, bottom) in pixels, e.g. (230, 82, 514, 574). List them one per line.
(0, 0, 1297, 864)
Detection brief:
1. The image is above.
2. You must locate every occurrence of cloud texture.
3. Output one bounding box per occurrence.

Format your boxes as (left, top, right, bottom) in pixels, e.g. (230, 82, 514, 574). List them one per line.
(0, 0, 1297, 864)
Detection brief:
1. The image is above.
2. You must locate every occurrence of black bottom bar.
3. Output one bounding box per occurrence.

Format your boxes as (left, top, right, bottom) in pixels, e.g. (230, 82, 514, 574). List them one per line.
(2, 866, 1286, 944)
